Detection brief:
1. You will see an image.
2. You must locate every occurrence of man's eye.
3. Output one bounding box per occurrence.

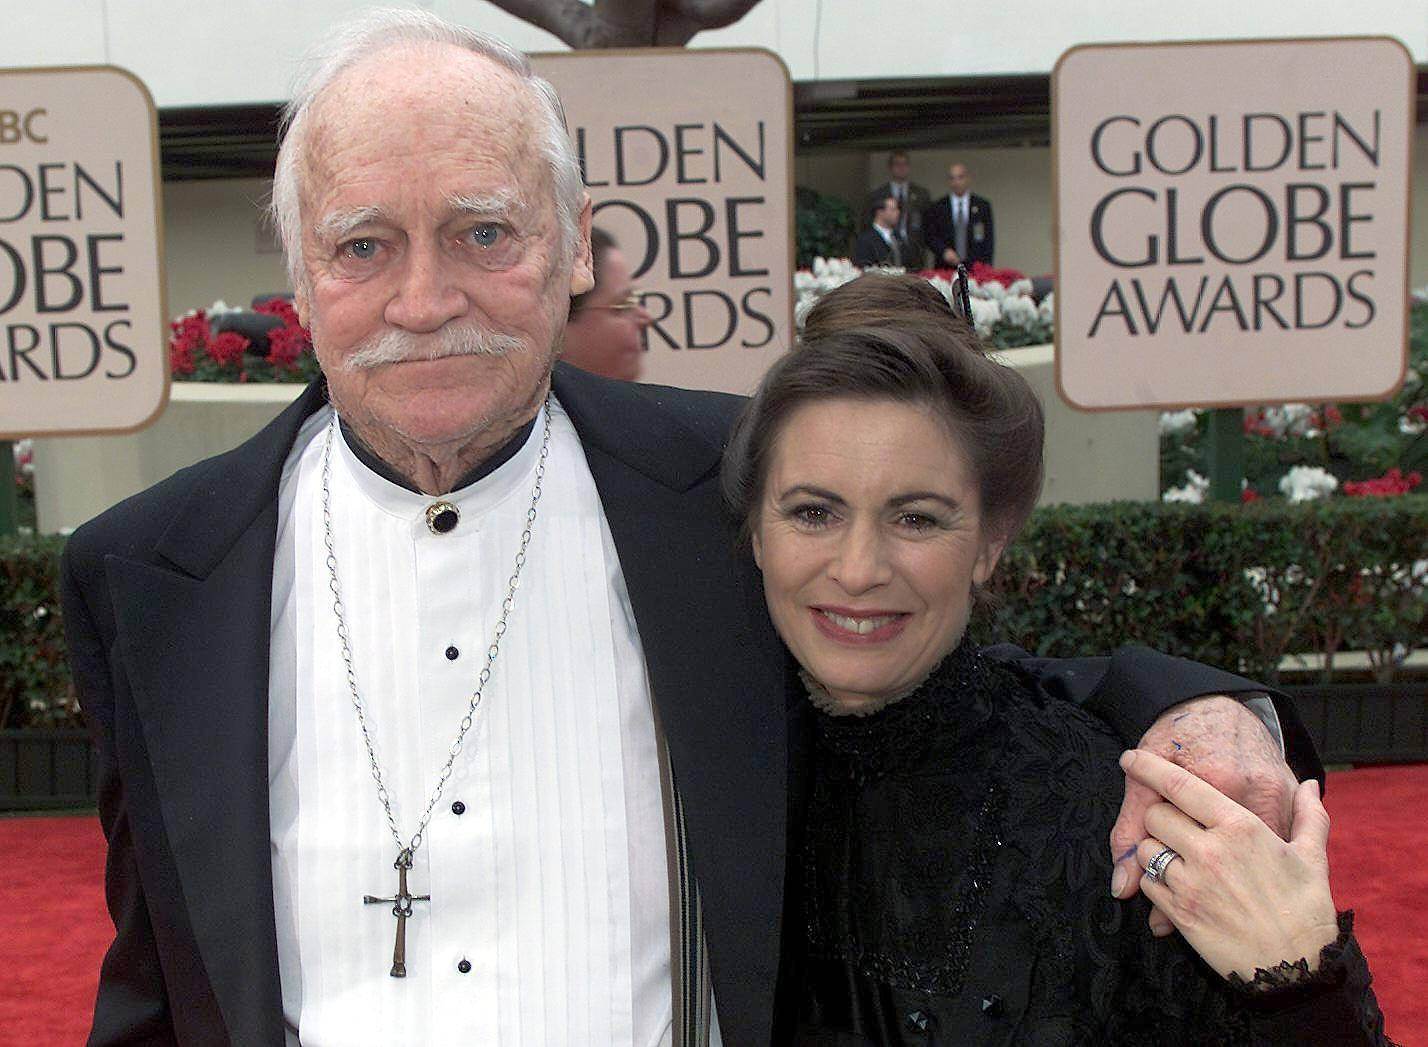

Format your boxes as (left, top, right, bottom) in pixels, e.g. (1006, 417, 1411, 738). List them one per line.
(469, 223, 503, 248)
(344, 238, 379, 260)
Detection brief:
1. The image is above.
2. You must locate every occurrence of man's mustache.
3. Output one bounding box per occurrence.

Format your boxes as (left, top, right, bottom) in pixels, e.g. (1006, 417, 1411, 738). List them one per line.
(344, 326, 527, 371)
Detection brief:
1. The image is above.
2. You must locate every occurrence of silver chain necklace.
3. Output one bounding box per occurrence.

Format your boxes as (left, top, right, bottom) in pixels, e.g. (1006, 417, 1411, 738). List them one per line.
(319, 397, 551, 977)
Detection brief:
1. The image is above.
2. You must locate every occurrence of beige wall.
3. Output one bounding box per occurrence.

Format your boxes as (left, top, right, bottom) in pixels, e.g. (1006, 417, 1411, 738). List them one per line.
(162, 178, 291, 315)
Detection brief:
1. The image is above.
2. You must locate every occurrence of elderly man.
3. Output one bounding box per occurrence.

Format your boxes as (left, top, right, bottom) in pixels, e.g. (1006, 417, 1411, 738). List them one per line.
(62, 10, 1316, 1046)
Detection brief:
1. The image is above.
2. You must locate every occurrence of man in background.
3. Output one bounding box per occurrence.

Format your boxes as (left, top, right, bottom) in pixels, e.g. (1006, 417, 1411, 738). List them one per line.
(865, 148, 930, 267)
(563, 228, 653, 380)
(851, 194, 909, 268)
(925, 160, 995, 268)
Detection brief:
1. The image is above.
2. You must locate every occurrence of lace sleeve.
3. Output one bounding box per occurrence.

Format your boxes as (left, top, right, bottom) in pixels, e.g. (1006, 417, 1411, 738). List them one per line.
(1227, 912, 1395, 1045)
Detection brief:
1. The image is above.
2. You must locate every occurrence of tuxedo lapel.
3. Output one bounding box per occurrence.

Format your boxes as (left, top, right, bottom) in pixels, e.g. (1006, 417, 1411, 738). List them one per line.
(553, 367, 791, 1043)
(104, 381, 326, 1043)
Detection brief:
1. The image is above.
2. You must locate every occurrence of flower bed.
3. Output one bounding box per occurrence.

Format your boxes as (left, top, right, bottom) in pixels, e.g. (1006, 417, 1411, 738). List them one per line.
(170, 296, 320, 383)
(795, 258, 1053, 349)
(1160, 296, 1427, 504)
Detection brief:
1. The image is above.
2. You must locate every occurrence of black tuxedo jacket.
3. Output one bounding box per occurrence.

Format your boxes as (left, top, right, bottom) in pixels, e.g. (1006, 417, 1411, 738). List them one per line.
(924, 192, 995, 267)
(62, 365, 1320, 1045)
(850, 226, 910, 269)
(865, 180, 931, 265)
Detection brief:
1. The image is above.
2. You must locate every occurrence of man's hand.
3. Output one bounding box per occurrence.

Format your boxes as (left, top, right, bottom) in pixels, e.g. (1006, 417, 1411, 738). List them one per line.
(1109, 695, 1297, 934)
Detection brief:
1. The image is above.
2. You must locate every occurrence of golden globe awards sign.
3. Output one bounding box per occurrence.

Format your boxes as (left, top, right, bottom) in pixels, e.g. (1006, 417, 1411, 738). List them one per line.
(1053, 39, 1411, 410)
(532, 49, 792, 394)
(0, 66, 166, 438)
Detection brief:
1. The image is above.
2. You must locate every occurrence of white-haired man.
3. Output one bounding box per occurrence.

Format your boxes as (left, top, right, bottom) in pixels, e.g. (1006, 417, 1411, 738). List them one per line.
(62, 9, 1317, 1045)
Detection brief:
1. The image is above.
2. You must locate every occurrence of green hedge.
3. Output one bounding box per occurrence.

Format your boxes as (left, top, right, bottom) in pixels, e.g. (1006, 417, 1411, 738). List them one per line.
(980, 496, 1428, 684)
(1, 533, 75, 729)
(2, 497, 1424, 727)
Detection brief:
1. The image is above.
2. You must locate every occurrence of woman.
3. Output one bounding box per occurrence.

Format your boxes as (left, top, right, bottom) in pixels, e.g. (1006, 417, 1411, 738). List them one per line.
(721, 274, 1389, 1044)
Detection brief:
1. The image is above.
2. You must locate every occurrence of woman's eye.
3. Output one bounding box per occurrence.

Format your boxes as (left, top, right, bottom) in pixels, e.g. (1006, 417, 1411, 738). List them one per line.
(897, 511, 938, 531)
(791, 504, 832, 527)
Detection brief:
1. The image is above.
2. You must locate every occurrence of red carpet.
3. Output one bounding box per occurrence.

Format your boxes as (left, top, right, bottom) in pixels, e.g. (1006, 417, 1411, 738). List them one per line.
(2, 765, 1425, 1045)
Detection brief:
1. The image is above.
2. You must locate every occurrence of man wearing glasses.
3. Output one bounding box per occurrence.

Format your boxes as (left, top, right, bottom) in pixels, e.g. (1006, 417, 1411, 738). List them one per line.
(563, 228, 654, 380)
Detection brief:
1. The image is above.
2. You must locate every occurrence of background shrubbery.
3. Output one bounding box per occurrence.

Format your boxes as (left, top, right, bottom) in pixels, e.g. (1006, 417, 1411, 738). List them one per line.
(979, 497, 1427, 684)
(1, 534, 75, 730)
(4, 498, 1423, 729)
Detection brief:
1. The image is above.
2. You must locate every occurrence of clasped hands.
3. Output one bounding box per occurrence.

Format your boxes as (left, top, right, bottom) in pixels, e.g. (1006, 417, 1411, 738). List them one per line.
(1109, 695, 1339, 979)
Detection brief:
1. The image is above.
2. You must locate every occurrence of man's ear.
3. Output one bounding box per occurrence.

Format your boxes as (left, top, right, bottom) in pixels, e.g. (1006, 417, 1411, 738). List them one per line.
(294, 282, 310, 329)
(569, 194, 594, 296)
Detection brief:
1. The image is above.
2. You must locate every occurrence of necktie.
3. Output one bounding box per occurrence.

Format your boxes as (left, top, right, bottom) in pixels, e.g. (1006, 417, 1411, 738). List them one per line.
(954, 198, 968, 260)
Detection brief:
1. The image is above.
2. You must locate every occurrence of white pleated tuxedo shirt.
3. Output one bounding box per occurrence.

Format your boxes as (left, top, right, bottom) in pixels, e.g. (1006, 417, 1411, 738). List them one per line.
(267, 398, 676, 1046)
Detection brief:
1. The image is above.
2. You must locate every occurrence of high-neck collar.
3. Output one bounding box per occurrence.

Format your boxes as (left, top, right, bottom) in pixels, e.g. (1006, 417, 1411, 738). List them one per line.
(809, 639, 996, 781)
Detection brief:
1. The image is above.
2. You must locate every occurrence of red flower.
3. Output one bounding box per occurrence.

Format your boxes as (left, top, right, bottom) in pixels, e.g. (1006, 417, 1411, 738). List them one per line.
(1241, 489, 1261, 503)
(1342, 468, 1422, 497)
(206, 330, 251, 368)
(170, 342, 195, 376)
(1324, 405, 1343, 426)
(265, 325, 309, 372)
(254, 296, 301, 327)
(169, 312, 209, 352)
(1408, 404, 1428, 424)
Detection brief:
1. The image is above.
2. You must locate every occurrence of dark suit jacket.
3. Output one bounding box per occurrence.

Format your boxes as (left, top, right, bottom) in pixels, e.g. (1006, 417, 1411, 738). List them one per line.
(850, 226, 909, 269)
(924, 192, 995, 267)
(865, 180, 931, 266)
(62, 365, 1320, 1045)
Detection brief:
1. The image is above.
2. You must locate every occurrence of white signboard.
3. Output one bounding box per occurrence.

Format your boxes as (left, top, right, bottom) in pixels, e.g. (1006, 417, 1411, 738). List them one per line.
(0, 66, 166, 438)
(533, 49, 793, 395)
(1054, 38, 1412, 410)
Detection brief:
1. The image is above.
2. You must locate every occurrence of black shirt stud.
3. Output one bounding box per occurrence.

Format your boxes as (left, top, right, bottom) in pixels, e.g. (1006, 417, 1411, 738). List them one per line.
(425, 501, 459, 535)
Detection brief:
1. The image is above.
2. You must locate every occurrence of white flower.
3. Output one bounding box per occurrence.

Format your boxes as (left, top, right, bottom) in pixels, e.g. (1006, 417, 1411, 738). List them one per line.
(1001, 294, 1038, 329)
(979, 280, 1007, 302)
(1037, 292, 1055, 325)
(33, 605, 48, 619)
(1243, 567, 1278, 614)
(1258, 404, 1316, 438)
(1278, 465, 1338, 502)
(1007, 278, 1034, 297)
(1158, 409, 1199, 437)
(206, 299, 242, 316)
(968, 297, 1001, 337)
(1162, 470, 1209, 503)
(1400, 414, 1426, 436)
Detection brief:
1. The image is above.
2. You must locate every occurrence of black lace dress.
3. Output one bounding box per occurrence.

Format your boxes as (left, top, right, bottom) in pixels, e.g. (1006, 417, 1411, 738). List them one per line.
(795, 640, 1390, 1046)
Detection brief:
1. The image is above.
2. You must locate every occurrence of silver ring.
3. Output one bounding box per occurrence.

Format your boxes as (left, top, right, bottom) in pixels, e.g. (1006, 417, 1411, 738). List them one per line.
(1145, 846, 1180, 885)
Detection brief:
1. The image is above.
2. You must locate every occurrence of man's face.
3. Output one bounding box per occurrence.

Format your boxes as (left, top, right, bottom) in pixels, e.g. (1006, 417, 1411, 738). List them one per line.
(562, 247, 651, 381)
(876, 197, 900, 230)
(294, 45, 593, 454)
(889, 153, 911, 181)
(947, 163, 970, 196)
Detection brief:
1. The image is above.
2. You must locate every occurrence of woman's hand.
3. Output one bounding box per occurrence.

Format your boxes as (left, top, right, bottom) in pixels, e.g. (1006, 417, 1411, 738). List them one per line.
(1121, 748, 1340, 982)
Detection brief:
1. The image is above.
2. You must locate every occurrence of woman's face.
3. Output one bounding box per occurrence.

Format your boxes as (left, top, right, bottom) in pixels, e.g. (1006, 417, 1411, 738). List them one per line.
(752, 398, 1005, 713)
